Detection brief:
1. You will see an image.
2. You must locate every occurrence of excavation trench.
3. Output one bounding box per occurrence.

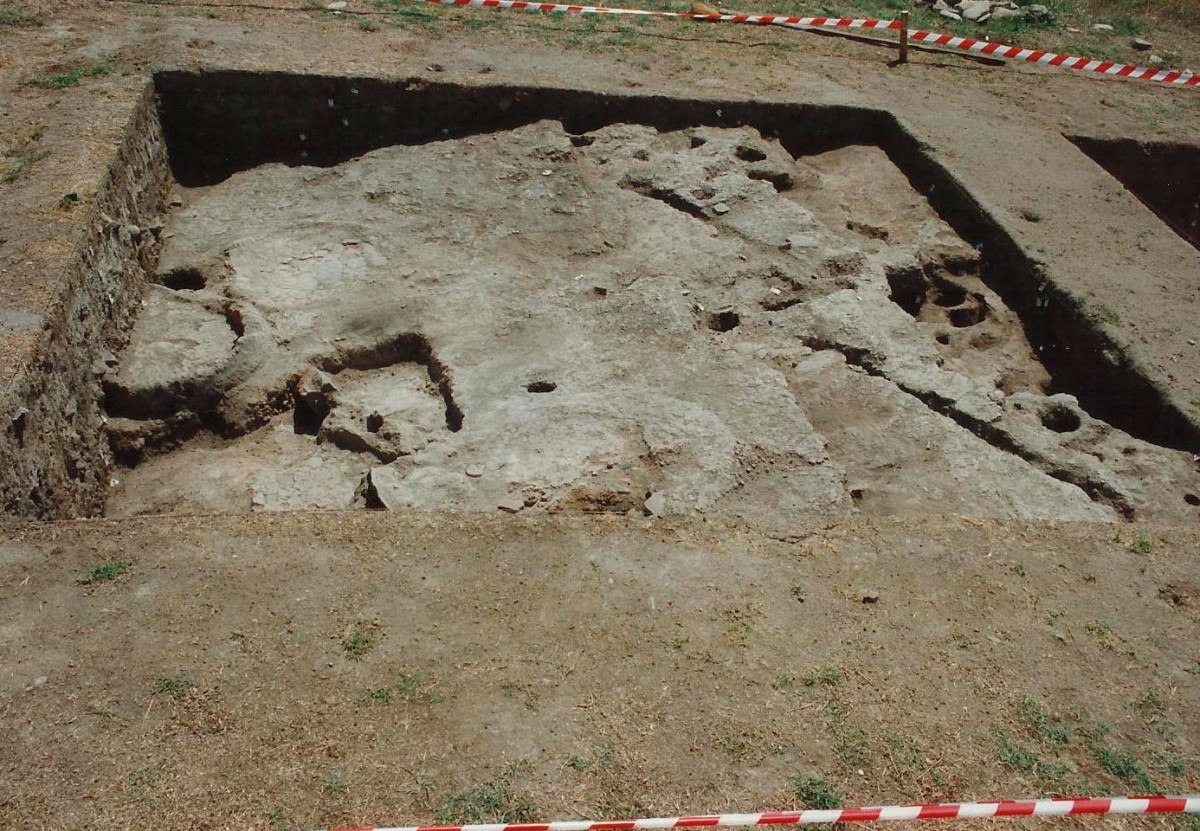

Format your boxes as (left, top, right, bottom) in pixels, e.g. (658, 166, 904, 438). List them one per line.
(2, 72, 1197, 524)
(1068, 136, 1200, 254)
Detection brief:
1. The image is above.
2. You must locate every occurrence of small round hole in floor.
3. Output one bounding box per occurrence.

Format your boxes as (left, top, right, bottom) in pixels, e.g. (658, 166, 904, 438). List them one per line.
(1185, 493, 1200, 506)
(935, 332, 951, 345)
(706, 310, 740, 332)
(1041, 403, 1082, 433)
(526, 381, 557, 393)
(735, 145, 767, 162)
(159, 267, 206, 291)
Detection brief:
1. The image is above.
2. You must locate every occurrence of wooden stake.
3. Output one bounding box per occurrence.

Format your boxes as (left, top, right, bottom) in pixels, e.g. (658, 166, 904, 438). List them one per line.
(899, 10, 909, 63)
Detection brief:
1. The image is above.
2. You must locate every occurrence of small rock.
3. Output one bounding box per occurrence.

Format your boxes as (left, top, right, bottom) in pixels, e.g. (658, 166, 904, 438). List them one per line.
(25, 676, 47, 692)
(861, 590, 880, 604)
(1149, 54, 1163, 65)
(1131, 38, 1152, 51)
(169, 194, 184, 208)
(326, 0, 347, 7)
(465, 466, 483, 478)
(784, 234, 820, 250)
(939, 9, 963, 20)
(987, 388, 1006, 404)
(497, 496, 524, 513)
(1092, 23, 1114, 32)
(960, 0, 991, 21)
(1027, 4, 1050, 20)
(932, 0, 952, 10)
(712, 202, 731, 215)
(426, 63, 445, 72)
(644, 491, 667, 517)
(989, 7, 1024, 20)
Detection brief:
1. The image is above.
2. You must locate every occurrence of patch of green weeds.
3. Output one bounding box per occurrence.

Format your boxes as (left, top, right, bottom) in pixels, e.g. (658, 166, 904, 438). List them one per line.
(1163, 754, 1191, 778)
(803, 665, 842, 687)
(373, 0, 440, 24)
(1088, 741, 1154, 791)
(341, 626, 377, 660)
(435, 767, 539, 824)
(832, 721, 871, 769)
(717, 731, 757, 761)
(2, 150, 50, 184)
(151, 673, 192, 700)
(0, 3, 43, 26)
(774, 669, 797, 690)
(595, 740, 617, 769)
(322, 773, 348, 795)
(367, 671, 440, 704)
(792, 774, 841, 809)
(265, 808, 292, 831)
(1084, 619, 1116, 649)
(58, 191, 80, 208)
(1131, 533, 1153, 554)
(1014, 696, 1071, 747)
(887, 735, 949, 787)
(567, 755, 589, 772)
(722, 605, 760, 647)
(126, 766, 161, 802)
(1132, 689, 1167, 725)
(24, 62, 114, 89)
(78, 558, 133, 584)
(1091, 304, 1120, 325)
(87, 702, 117, 721)
(500, 680, 539, 710)
(357, 16, 379, 30)
(996, 728, 1068, 778)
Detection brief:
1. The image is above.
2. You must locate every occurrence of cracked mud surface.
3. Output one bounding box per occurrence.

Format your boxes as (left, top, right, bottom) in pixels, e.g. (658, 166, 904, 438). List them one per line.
(104, 122, 1200, 525)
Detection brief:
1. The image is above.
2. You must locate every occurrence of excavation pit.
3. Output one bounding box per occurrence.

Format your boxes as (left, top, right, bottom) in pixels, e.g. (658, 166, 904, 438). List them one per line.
(1070, 136, 1200, 254)
(7, 73, 1200, 526)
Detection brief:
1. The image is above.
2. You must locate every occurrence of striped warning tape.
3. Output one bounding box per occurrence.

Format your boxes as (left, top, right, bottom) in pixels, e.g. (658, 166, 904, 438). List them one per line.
(416, 0, 1198, 87)
(327, 795, 1200, 831)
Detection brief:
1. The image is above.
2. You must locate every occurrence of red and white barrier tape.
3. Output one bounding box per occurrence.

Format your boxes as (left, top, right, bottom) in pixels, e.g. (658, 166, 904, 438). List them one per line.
(416, 0, 1198, 87)
(328, 795, 1200, 831)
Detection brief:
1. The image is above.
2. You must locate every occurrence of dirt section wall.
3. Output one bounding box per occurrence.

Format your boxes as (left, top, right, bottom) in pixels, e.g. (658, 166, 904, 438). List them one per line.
(1069, 137, 1200, 254)
(0, 83, 171, 519)
(153, 70, 889, 187)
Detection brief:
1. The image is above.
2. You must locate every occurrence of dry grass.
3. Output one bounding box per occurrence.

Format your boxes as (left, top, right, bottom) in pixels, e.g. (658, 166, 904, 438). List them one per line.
(1084, 0, 1200, 27)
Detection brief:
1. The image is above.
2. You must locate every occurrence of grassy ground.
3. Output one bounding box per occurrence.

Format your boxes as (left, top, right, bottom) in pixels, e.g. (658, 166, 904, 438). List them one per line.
(362, 0, 1200, 73)
(7, 0, 1190, 76)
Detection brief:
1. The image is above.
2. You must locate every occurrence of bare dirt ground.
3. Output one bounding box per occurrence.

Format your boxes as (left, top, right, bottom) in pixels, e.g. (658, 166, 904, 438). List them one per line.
(3, 513, 1200, 831)
(3, 1, 1200, 829)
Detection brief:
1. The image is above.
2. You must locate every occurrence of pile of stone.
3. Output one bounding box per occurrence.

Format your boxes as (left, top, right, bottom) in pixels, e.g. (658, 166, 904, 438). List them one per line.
(921, 0, 1052, 25)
